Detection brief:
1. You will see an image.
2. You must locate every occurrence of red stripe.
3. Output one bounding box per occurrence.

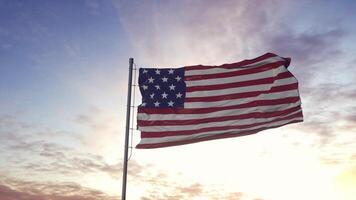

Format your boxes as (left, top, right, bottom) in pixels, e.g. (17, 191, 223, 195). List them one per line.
(186, 71, 293, 92)
(185, 53, 287, 71)
(138, 105, 301, 126)
(140, 111, 303, 138)
(138, 97, 300, 114)
(185, 61, 285, 81)
(136, 119, 302, 149)
(186, 83, 298, 102)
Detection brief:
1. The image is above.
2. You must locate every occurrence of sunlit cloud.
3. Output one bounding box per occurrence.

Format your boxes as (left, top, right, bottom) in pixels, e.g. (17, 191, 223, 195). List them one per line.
(0, 177, 118, 200)
(117, 0, 289, 66)
(1, 0, 356, 199)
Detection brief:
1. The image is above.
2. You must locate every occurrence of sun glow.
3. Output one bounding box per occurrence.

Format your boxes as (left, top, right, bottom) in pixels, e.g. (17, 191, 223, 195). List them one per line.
(128, 130, 349, 200)
(82, 173, 121, 196)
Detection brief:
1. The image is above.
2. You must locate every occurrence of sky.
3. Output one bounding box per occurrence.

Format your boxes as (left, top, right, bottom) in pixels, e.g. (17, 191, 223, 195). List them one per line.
(0, 0, 356, 199)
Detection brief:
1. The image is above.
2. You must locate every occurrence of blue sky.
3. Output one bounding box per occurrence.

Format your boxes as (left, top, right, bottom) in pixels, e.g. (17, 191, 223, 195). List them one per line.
(1, 0, 356, 199)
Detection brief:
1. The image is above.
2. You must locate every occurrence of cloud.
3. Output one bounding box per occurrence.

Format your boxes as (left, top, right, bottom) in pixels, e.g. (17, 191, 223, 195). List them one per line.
(0, 112, 143, 181)
(4, 138, 146, 180)
(0, 113, 147, 198)
(0, 113, 268, 199)
(85, 0, 101, 15)
(143, 183, 204, 200)
(267, 29, 345, 66)
(1, 1, 354, 199)
(137, 169, 262, 200)
(116, 0, 289, 66)
(139, 185, 258, 200)
(0, 177, 117, 200)
(73, 106, 112, 132)
(116, 0, 346, 68)
(1, 104, 124, 165)
(116, 0, 350, 108)
(0, 113, 81, 146)
(288, 80, 356, 137)
(344, 112, 356, 127)
(71, 106, 124, 159)
(1, 137, 258, 200)
(177, 183, 203, 197)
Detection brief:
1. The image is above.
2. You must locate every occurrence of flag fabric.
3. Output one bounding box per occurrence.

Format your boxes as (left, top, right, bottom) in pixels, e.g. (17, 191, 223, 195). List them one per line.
(136, 53, 303, 149)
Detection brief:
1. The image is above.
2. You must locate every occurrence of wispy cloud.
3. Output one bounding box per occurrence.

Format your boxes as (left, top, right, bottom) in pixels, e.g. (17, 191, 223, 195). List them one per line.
(3, 112, 252, 199)
(71, 106, 124, 158)
(117, 0, 346, 67)
(116, 0, 356, 157)
(0, 177, 118, 200)
(116, 0, 287, 65)
(84, 0, 101, 16)
(134, 165, 264, 200)
(1, 1, 356, 199)
(267, 29, 345, 66)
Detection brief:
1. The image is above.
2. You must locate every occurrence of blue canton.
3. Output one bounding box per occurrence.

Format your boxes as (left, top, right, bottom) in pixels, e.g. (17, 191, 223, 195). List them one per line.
(138, 67, 186, 108)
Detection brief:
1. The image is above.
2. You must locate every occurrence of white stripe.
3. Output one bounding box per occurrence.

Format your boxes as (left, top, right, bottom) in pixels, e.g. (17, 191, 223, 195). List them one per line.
(138, 117, 303, 145)
(186, 76, 297, 98)
(186, 65, 287, 87)
(138, 109, 301, 132)
(137, 100, 301, 121)
(184, 89, 299, 108)
(185, 56, 286, 76)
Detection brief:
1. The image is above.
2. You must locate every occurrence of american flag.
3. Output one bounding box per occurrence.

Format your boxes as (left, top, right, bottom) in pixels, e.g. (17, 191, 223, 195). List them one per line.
(136, 53, 303, 149)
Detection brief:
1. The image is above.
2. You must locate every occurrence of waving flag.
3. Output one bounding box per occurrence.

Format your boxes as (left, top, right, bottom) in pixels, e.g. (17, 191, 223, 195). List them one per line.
(136, 53, 303, 149)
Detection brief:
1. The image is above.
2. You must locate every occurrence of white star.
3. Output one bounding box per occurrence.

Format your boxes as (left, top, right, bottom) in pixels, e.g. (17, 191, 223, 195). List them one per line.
(175, 76, 182, 82)
(168, 101, 174, 107)
(155, 69, 161, 75)
(149, 93, 155, 99)
(142, 69, 148, 74)
(176, 92, 183, 98)
(141, 85, 148, 90)
(161, 77, 168, 82)
(168, 69, 174, 74)
(154, 101, 160, 107)
(155, 85, 161, 90)
(148, 77, 154, 83)
(169, 84, 176, 91)
(141, 102, 147, 107)
(161, 92, 168, 99)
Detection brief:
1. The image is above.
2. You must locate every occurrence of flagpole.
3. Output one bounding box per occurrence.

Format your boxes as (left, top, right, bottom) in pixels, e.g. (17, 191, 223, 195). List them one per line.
(121, 57, 134, 200)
